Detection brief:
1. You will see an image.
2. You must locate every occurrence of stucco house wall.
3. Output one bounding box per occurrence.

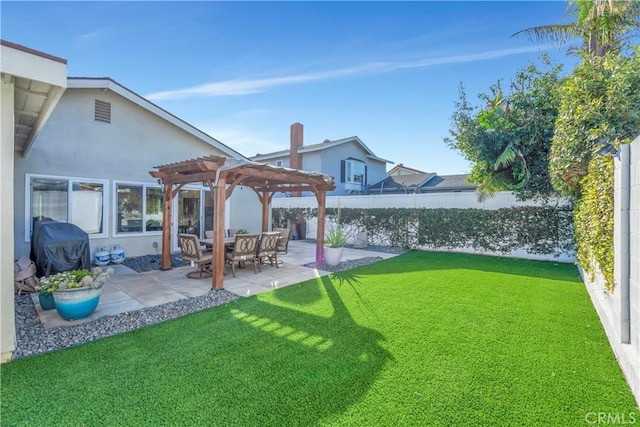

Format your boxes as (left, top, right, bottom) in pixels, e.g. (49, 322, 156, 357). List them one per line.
(1, 77, 18, 363)
(1, 40, 67, 363)
(14, 80, 256, 260)
(228, 185, 266, 232)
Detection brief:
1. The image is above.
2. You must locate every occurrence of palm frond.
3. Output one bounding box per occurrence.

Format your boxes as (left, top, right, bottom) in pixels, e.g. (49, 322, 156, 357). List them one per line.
(512, 24, 577, 45)
(476, 171, 514, 201)
(494, 144, 517, 171)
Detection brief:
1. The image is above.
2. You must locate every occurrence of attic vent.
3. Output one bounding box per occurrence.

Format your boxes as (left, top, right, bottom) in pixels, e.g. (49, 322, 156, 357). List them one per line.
(94, 100, 111, 123)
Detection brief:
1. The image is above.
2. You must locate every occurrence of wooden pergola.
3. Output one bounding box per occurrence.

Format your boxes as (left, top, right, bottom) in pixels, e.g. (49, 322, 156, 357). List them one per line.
(150, 155, 336, 289)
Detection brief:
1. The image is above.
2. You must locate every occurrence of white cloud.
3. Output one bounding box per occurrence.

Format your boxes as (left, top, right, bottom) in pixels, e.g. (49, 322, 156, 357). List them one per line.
(198, 113, 284, 158)
(146, 46, 544, 101)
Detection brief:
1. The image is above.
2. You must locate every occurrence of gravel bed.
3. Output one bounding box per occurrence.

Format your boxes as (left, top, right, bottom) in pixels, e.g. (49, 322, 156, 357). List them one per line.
(13, 290, 240, 360)
(122, 254, 184, 272)
(12, 244, 406, 360)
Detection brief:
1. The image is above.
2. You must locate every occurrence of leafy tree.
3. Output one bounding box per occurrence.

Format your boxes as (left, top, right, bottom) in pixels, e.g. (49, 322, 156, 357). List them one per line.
(445, 57, 564, 200)
(513, 0, 640, 57)
(549, 50, 640, 197)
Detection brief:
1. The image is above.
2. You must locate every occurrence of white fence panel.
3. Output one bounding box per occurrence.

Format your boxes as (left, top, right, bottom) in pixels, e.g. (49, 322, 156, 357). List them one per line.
(273, 191, 565, 210)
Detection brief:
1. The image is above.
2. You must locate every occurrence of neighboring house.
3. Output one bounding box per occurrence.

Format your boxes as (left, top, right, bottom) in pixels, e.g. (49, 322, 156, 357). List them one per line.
(2, 40, 67, 363)
(14, 76, 262, 261)
(250, 122, 393, 196)
(368, 164, 477, 194)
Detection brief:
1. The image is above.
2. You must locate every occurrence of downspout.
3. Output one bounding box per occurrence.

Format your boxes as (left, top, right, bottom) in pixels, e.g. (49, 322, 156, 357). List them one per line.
(620, 144, 631, 344)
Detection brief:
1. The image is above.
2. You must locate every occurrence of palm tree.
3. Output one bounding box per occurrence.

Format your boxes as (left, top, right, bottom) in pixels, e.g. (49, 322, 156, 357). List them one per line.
(513, 0, 640, 57)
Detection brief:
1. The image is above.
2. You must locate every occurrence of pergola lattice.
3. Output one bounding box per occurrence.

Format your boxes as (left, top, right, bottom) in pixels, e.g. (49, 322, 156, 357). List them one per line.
(150, 155, 336, 289)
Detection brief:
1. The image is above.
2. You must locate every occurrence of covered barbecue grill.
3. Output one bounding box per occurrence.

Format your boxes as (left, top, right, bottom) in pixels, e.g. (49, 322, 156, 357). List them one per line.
(30, 220, 91, 277)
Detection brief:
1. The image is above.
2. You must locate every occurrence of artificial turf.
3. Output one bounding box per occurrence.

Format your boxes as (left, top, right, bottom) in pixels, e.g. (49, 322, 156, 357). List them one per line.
(2, 251, 638, 426)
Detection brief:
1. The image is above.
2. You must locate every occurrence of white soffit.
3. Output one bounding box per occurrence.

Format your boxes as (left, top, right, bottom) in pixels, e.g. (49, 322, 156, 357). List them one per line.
(1, 41, 68, 157)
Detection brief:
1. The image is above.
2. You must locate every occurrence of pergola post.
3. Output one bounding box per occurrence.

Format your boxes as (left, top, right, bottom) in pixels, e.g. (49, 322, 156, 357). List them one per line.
(160, 183, 174, 270)
(315, 190, 327, 267)
(212, 178, 227, 290)
(261, 191, 270, 232)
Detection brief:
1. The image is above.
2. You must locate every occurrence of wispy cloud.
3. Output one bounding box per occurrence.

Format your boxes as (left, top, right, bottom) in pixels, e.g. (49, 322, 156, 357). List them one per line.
(146, 46, 544, 101)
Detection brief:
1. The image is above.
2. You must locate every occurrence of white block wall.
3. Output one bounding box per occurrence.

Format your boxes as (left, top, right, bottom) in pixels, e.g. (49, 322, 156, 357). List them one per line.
(583, 135, 640, 405)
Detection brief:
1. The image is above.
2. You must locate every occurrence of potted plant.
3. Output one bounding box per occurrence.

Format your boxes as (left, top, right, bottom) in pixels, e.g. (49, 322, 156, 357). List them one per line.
(35, 283, 57, 311)
(324, 224, 349, 266)
(38, 267, 114, 321)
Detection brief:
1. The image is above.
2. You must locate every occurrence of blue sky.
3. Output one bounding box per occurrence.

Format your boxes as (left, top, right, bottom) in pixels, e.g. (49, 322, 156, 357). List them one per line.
(2, 1, 578, 175)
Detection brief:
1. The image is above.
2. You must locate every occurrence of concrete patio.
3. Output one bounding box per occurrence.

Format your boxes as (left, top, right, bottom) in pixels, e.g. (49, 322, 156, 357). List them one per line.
(30, 241, 401, 329)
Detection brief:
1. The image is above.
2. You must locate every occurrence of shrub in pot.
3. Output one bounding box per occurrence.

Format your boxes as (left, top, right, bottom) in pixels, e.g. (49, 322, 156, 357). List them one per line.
(324, 225, 349, 266)
(39, 267, 114, 321)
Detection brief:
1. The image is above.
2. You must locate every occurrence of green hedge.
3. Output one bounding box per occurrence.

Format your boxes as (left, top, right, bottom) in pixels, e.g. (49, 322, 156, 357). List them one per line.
(273, 206, 574, 257)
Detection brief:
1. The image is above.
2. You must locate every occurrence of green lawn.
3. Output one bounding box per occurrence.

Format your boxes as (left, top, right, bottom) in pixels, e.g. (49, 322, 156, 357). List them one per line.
(2, 251, 638, 426)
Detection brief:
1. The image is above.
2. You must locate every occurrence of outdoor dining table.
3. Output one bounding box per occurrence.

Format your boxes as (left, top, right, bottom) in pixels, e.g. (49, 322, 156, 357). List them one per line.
(200, 237, 236, 248)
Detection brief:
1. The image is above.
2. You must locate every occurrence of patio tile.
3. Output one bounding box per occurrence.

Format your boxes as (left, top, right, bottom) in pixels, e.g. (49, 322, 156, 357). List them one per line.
(99, 286, 134, 304)
(257, 278, 295, 290)
(164, 280, 212, 298)
(225, 282, 271, 297)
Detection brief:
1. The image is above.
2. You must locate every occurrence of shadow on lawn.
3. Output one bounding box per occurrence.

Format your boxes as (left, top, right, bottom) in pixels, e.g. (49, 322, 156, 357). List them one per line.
(359, 250, 582, 283)
(1, 275, 393, 426)
(223, 274, 392, 425)
(274, 268, 378, 319)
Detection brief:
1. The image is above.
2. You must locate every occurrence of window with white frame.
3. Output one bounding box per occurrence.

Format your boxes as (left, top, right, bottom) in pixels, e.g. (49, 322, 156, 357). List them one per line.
(115, 182, 164, 234)
(275, 160, 283, 167)
(27, 175, 108, 239)
(345, 159, 366, 184)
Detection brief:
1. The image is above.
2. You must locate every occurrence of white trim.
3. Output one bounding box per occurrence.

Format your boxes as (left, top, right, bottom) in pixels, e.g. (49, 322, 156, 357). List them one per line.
(25, 173, 109, 242)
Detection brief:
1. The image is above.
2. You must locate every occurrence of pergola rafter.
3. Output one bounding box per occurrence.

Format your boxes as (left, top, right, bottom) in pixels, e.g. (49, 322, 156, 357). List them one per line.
(150, 155, 335, 290)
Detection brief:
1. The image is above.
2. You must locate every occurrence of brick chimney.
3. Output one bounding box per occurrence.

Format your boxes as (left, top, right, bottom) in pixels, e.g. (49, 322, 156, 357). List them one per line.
(290, 122, 303, 196)
(290, 122, 303, 170)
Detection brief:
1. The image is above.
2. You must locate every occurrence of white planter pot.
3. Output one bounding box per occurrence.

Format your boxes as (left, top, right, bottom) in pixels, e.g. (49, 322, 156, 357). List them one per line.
(324, 246, 344, 266)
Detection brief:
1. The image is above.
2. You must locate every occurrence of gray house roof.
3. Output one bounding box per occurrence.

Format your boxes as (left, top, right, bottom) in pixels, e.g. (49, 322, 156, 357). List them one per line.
(368, 173, 477, 194)
(68, 77, 247, 160)
(251, 135, 393, 164)
(421, 174, 477, 192)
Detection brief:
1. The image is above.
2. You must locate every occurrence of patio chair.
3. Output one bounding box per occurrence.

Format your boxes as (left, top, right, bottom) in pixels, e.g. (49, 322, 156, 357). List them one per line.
(178, 233, 213, 279)
(275, 227, 294, 255)
(225, 233, 260, 277)
(257, 231, 281, 269)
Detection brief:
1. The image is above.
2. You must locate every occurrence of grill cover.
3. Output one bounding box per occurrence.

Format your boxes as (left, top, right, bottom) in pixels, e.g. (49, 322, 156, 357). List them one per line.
(30, 220, 91, 277)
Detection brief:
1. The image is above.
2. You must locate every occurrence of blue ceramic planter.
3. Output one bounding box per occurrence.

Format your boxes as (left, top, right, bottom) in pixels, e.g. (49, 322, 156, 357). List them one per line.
(38, 292, 56, 310)
(53, 287, 101, 321)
